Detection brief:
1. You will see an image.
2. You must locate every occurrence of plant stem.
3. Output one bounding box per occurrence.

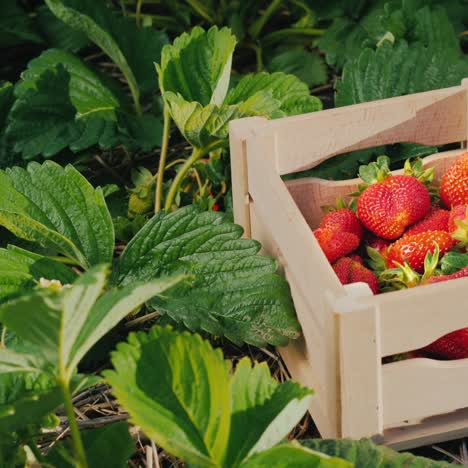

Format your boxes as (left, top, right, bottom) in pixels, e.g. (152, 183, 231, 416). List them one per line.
(164, 147, 203, 212)
(155, 107, 171, 213)
(136, 0, 143, 27)
(59, 379, 88, 468)
(0, 326, 6, 349)
(27, 439, 46, 464)
(255, 45, 263, 72)
(249, 0, 283, 39)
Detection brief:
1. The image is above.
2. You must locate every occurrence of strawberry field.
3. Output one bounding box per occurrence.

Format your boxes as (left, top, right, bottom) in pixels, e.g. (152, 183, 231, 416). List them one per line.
(1, 1, 468, 467)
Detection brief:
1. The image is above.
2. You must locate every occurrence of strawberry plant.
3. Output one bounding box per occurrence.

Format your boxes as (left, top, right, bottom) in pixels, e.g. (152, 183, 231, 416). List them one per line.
(0, 0, 467, 465)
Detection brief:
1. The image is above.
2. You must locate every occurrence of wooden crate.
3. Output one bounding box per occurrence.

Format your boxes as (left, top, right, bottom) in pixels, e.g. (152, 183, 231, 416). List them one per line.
(229, 80, 468, 450)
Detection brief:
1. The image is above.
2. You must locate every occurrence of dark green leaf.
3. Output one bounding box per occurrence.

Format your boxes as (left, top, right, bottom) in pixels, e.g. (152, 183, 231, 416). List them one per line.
(114, 206, 300, 346)
(46, 421, 134, 468)
(45, 0, 168, 99)
(36, 6, 90, 52)
(0, 160, 114, 268)
(0, 81, 15, 169)
(0, 0, 42, 47)
(440, 251, 468, 275)
(336, 41, 468, 106)
(15, 49, 122, 117)
(267, 49, 328, 88)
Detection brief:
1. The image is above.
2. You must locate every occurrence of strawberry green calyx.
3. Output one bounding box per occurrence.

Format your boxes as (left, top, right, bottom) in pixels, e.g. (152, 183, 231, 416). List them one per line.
(358, 155, 392, 185)
(404, 158, 434, 186)
(366, 246, 387, 274)
(379, 245, 441, 290)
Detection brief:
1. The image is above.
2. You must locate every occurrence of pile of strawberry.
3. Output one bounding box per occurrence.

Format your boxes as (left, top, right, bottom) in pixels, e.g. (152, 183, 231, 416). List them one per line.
(314, 153, 468, 359)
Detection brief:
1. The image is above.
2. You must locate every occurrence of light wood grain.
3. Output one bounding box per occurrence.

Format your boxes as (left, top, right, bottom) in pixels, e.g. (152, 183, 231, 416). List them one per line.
(256, 86, 467, 174)
(286, 150, 463, 228)
(383, 358, 468, 427)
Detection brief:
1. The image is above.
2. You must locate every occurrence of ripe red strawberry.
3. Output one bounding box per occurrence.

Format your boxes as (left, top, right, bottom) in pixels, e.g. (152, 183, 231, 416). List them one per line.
(420, 327, 468, 360)
(349, 254, 364, 264)
(448, 205, 468, 247)
(386, 230, 453, 273)
(314, 228, 360, 263)
(332, 257, 379, 294)
(440, 153, 468, 208)
(423, 266, 468, 285)
(319, 209, 364, 241)
(406, 207, 450, 236)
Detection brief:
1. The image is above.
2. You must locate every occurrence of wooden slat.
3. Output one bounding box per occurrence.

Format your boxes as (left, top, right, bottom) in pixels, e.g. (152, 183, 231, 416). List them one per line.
(245, 134, 345, 437)
(373, 277, 468, 357)
(255, 86, 466, 175)
(383, 358, 468, 427)
(285, 150, 463, 228)
(229, 117, 268, 237)
(384, 407, 468, 450)
(334, 285, 384, 438)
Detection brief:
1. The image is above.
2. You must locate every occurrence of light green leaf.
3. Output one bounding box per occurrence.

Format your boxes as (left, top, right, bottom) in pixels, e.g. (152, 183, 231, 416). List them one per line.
(44, 0, 168, 103)
(46, 421, 134, 468)
(225, 72, 322, 116)
(16, 49, 122, 117)
(267, 50, 328, 88)
(225, 359, 313, 466)
(335, 40, 468, 106)
(302, 438, 454, 467)
(157, 26, 237, 106)
(0, 373, 98, 434)
(114, 206, 300, 346)
(240, 443, 351, 468)
(104, 326, 231, 468)
(164, 91, 279, 150)
(0, 266, 184, 381)
(0, 0, 43, 47)
(0, 160, 114, 268)
(0, 245, 77, 304)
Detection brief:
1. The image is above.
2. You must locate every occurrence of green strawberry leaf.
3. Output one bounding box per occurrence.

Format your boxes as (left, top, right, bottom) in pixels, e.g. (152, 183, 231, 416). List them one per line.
(316, 1, 386, 70)
(105, 326, 231, 467)
(0, 265, 184, 381)
(164, 91, 279, 150)
(44, 0, 168, 104)
(0, 245, 77, 304)
(45, 421, 134, 468)
(225, 72, 323, 116)
(0, 0, 43, 47)
(440, 251, 468, 275)
(303, 438, 454, 467)
(15, 49, 123, 117)
(0, 373, 97, 434)
(113, 206, 300, 346)
(335, 40, 468, 106)
(267, 49, 328, 88)
(0, 81, 15, 169)
(105, 326, 313, 467)
(158, 26, 237, 106)
(239, 443, 351, 468)
(36, 6, 90, 52)
(225, 359, 313, 466)
(0, 160, 114, 268)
